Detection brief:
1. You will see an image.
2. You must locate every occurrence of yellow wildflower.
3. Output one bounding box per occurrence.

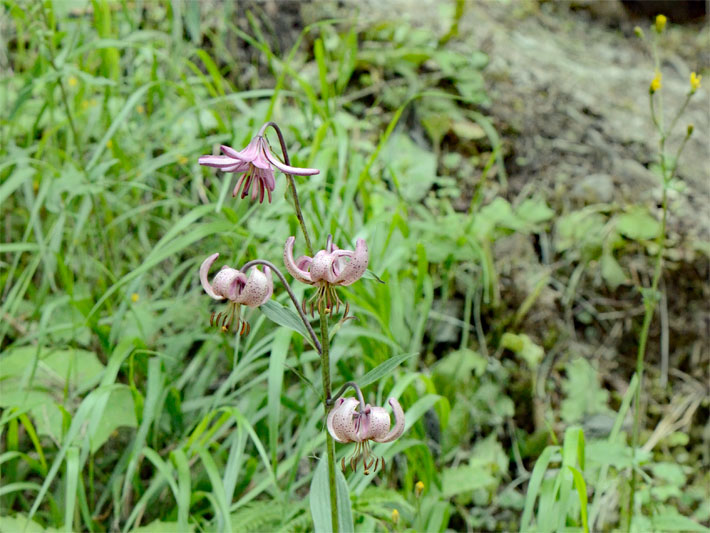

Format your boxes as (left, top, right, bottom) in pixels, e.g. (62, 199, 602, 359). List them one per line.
(106, 139, 113, 149)
(415, 480, 424, 497)
(391, 509, 399, 525)
(178, 156, 188, 165)
(68, 76, 78, 88)
(136, 105, 145, 114)
(131, 293, 139, 303)
(655, 14, 667, 33)
(690, 72, 702, 92)
(650, 71, 662, 93)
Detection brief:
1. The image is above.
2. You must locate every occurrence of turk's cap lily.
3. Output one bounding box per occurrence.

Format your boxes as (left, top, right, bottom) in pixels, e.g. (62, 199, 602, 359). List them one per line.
(200, 253, 272, 307)
(284, 235, 368, 287)
(327, 396, 405, 444)
(198, 136, 319, 203)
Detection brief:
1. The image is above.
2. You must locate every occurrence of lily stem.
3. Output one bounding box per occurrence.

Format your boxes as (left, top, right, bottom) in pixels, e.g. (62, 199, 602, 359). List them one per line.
(260, 121, 315, 256)
(240, 259, 321, 353)
(328, 381, 367, 414)
(319, 301, 339, 533)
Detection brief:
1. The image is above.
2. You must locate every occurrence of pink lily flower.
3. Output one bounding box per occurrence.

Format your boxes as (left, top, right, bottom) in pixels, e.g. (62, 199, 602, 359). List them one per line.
(198, 136, 319, 203)
(327, 396, 405, 474)
(200, 253, 273, 334)
(283, 235, 368, 316)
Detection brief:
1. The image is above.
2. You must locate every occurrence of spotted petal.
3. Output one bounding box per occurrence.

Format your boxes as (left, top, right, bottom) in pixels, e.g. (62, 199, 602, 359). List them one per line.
(237, 266, 273, 307)
(327, 397, 360, 443)
(333, 238, 368, 286)
(372, 398, 405, 443)
(284, 237, 313, 284)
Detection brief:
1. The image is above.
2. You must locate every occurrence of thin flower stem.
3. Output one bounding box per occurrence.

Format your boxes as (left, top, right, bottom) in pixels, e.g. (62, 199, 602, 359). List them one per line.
(626, 89, 692, 531)
(240, 259, 321, 353)
(319, 302, 339, 533)
(260, 121, 315, 256)
(328, 381, 367, 413)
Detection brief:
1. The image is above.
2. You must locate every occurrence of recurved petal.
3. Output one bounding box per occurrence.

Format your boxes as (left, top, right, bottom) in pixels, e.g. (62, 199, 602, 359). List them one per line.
(237, 266, 273, 307)
(284, 237, 313, 284)
(263, 148, 320, 176)
(366, 406, 392, 441)
(234, 138, 261, 162)
(327, 397, 360, 443)
(198, 155, 238, 168)
(212, 267, 246, 300)
(199, 253, 223, 300)
(334, 238, 369, 286)
(220, 144, 242, 159)
(372, 398, 405, 443)
(309, 250, 337, 284)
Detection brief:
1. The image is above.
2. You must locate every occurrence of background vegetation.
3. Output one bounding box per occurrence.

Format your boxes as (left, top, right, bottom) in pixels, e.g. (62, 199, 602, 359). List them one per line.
(1, 1, 708, 531)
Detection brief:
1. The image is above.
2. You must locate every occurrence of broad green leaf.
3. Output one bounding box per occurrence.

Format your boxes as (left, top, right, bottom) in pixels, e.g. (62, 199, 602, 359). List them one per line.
(260, 300, 312, 345)
(616, 208, 661, 241)
(601, 252, 627, 289)
(440, 464, 497, 498)
(309, 454, 354, 533)
(90, 386, 137, 453)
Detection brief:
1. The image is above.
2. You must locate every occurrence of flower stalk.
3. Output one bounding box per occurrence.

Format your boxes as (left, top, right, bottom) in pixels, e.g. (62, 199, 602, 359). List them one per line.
(260, 121, 315, 256)
(318, 301, 340, 533)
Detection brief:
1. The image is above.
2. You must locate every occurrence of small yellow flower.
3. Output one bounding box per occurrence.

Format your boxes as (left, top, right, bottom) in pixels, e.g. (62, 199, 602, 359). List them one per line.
(106, 139, 113, 149)
(136, 105, 145, 114)
(633, 26, 644, 39)
(655, 14, 667, 33)
(68, 76, 78, 88)
(650, 71, 662, 93)
(391, 509, 399, 525)
(690, 72, 702, 92)
(415, 480, 424, 497)
(178, 156, 188, 165)
(131, 293, 139, 303)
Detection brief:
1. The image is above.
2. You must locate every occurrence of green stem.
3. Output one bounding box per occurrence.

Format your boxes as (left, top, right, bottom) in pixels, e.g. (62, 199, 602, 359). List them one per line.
(319, 301, 339, 533)
(261, 121, 315, 256)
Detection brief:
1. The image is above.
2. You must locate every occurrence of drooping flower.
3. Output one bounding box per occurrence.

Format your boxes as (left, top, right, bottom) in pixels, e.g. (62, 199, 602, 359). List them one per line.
(283, 235, 368, 316)
(198, 136, 319, 203)
(200, 253, 273, 334)
(327, 396, 405, 474)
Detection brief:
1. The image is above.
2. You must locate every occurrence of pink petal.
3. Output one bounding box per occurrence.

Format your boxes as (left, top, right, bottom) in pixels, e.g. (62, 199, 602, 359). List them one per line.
(198, 155, 237, 168)
(212, 267, 246, 300)
(327, 397, 360, 443)
(238, 266, 273, 307)
(199, 253, 223, 300)
(263, 148, 320, 176)
(365, 406, 392, 441)
(327, 398, 347, 443)
(283, 237, 313, 284)
(309, 250, 337, 284)
(334, 239, 368, 286)
(372, 398, 405, 443)
(220, 144, 242, 159)
(234, 137, 261, 161)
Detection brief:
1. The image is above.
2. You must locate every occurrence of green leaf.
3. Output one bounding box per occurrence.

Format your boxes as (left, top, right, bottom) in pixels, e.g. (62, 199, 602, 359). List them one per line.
(568, 466, 589, 533)
(433, 348, 487, 380)
(441, 464, 497, 498)
(561, 358, 610, 423)
(357, 353, 417, 390)
(501, 333, 543, 369)
(601, 252, 627, 289)
(260, 300, 312, 346)
(89, 385, 137, 453)
(651, 513, 710, 532)
(616, 207, 661, 241)
(310, 454, 354, 533)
